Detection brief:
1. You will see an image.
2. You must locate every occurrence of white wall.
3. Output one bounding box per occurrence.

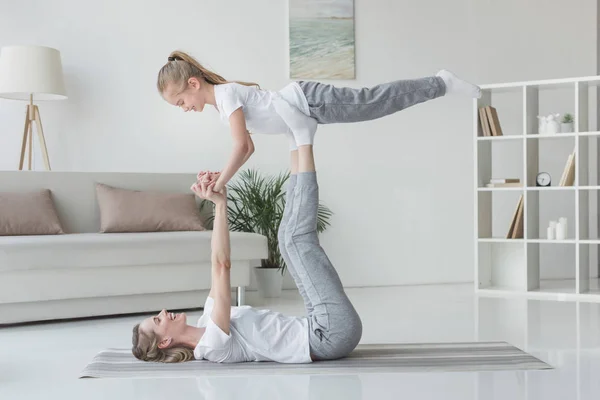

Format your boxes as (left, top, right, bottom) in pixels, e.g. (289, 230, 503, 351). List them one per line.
(0, 0, 597, 289)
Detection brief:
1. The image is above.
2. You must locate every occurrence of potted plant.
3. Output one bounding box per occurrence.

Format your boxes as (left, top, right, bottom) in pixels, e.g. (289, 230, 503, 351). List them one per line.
(201, 168, 333, 297)
(561, 113, 574, 133)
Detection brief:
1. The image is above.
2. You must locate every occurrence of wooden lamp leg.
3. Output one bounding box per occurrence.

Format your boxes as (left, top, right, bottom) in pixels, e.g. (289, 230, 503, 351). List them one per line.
(34, 106, 51, 171)
(17, 100, 52, 171)
(28, 114, 33, 170)
(19, 105, 31, 171)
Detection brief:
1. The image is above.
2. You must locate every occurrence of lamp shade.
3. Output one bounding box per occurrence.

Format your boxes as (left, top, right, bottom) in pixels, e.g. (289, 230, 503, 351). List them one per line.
(0, 45, 67, 101)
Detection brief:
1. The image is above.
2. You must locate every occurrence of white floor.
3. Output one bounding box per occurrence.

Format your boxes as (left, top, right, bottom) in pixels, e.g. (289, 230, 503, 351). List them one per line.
(1, 284, 600, 399)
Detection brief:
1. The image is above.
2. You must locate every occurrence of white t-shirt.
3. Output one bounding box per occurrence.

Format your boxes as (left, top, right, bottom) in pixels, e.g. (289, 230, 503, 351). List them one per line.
(213, 82, 317, 146)
(193, 296, 312, 364)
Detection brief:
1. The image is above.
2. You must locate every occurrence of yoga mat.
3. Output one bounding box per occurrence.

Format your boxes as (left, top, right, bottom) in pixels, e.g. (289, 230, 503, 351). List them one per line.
(80, 341, 552, 379)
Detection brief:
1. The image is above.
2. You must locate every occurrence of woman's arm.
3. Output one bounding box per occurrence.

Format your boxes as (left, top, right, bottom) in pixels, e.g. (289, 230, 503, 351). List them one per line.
(191, 180, 232, 335)
(213, 108, 255, 193)
(209, 198, 232, 334)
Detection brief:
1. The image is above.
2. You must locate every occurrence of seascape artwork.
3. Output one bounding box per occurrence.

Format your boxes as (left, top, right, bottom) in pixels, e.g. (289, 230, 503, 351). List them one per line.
(289, 0, 355, 79)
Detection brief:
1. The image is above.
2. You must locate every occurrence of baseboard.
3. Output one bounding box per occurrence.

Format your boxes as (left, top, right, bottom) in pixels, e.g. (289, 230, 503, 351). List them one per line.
(0, 290, 213, 326)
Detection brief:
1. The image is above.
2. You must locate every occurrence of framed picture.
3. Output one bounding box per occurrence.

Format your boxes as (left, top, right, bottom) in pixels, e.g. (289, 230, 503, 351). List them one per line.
(289, 0, 356, 80)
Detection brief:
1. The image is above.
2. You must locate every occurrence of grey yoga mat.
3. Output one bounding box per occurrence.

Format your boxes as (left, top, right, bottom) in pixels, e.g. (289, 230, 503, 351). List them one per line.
(80, 341, 552, 379)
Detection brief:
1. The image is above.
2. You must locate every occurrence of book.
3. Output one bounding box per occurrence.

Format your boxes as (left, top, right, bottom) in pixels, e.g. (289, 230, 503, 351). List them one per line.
(490, 178, 520, 184)
(479, 107, 492, 137)
(511, 199, 524, 239)
(506, 195, 524, 239)
(559, 152, 576, 186)
(484, 106, 504, 136)
(486, 182, 523, 188)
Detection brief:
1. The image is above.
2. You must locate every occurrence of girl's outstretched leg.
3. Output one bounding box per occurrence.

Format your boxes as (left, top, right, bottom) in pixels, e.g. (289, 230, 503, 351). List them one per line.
(298, 70, 480, 124)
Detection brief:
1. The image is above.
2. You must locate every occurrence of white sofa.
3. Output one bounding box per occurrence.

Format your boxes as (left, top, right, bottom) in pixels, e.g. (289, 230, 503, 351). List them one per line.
(0, 171, 268, 325)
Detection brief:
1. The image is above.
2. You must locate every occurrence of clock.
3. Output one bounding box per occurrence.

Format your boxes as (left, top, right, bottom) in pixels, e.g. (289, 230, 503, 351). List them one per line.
(536, 172, 551, 187)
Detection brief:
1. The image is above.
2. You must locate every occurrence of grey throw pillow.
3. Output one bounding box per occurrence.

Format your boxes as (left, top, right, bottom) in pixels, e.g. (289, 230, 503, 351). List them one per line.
(95, 183, 206, 233)
(0, 189, 65, 235)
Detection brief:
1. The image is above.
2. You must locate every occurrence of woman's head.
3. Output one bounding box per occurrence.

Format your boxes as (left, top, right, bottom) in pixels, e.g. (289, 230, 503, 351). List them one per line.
(157, 50, 259, 113)
(132, 309, 195, 363)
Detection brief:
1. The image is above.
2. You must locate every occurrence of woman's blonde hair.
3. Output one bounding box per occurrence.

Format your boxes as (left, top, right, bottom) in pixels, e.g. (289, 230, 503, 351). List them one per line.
(157, 50, 259, 95)
(132, 323, 195, 363)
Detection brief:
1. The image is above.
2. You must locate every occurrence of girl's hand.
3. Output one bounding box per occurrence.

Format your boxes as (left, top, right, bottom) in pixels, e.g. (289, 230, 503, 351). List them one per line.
(197, 171, 221, 189)
(191, 179, 226, 204)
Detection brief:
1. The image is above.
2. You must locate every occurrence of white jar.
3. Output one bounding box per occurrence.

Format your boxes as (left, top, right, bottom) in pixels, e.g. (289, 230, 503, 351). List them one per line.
(556, 221, 566, 240)
(559, 217, 567, 237)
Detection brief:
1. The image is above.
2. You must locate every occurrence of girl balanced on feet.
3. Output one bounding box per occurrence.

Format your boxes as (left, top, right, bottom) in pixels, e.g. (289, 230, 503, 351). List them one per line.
(157, 50, 481, 193)
(132, 146, 362, 363)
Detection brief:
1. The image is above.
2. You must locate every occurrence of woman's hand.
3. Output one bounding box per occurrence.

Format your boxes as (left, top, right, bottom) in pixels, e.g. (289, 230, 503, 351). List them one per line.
(191, 178, 226, 205)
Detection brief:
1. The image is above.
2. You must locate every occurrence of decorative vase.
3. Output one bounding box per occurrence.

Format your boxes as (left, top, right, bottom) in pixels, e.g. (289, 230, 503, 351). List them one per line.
(561, 122, 573, 133)
(546, 114, 560, 134)
(537, 115, 547, 134)
(254, 267, 284, 298)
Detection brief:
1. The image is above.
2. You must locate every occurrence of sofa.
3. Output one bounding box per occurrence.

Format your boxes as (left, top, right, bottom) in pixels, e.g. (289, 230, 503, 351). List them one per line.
(0, 170, 268, 325)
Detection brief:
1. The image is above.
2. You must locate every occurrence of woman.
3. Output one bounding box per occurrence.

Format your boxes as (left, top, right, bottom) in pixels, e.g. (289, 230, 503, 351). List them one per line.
(132, 145, 362, 363)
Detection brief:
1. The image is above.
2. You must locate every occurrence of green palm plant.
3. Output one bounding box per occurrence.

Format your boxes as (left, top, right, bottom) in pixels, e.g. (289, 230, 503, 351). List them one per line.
(200, 168, 333, 275)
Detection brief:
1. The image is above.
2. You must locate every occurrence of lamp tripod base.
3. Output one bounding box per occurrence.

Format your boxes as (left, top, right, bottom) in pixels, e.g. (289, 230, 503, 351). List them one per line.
(19, 101, 51, 171)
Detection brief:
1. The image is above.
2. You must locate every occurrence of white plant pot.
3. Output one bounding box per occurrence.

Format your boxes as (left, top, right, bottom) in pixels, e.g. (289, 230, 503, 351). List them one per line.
(561, 122, 573, 133)
(254, 267, 284, 298)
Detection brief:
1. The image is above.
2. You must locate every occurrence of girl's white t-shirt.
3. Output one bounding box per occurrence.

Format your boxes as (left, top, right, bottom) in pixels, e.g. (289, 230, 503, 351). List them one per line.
(193, 296, 312, 364)
(213, 82, 317, 144)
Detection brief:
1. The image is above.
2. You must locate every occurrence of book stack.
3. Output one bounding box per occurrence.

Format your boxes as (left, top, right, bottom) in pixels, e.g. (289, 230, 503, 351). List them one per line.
(506, 195, 524, 239)
(486, 178, 522, 188)
(478, 106, 504, 137)
(559, 151, 576, 186)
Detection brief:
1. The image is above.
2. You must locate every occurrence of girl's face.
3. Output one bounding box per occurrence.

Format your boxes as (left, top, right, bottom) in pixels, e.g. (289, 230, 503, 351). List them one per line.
(164, 77, 206, 113)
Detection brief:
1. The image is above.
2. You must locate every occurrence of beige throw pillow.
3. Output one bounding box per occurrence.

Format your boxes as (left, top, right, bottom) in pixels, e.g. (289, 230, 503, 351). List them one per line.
(95, 183, 206, 233)
(0, 189, 65, 235)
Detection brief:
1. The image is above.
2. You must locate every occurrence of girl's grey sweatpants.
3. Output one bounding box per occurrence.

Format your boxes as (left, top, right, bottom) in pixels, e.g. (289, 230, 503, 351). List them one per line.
(299, 76, 446, 124)
(277, 172, 362, 361)
(280, 76, 446, 150)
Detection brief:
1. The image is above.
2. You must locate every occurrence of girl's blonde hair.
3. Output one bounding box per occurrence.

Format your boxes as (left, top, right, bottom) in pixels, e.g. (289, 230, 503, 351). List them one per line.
(157, 50, 259, 94)
(132, 323, 195, 363)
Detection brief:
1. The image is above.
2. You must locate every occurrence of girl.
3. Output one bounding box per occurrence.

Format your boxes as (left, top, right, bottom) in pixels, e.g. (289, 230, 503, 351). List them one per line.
(132, 145, 362, 363)
(157, 50, 481, 193)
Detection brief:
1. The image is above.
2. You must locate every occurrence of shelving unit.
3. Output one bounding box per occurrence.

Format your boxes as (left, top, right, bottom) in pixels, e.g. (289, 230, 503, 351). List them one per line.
(474, 75, 600, 302)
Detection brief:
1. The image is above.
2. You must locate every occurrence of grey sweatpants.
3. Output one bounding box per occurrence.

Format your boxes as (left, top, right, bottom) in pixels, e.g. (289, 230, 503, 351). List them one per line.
(298, 76, 446, 124)
(277, 172, 362, 361)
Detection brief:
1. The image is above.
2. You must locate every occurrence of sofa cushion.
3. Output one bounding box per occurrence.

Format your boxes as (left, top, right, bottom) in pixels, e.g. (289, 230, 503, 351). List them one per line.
(0, 189, 65, 236)
(95, 183, 206, 233)
(0, 231, 267, 272)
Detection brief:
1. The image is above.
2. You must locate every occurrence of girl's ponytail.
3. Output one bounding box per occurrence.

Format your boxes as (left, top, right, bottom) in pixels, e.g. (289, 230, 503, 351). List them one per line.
(157, 50, 259, 94)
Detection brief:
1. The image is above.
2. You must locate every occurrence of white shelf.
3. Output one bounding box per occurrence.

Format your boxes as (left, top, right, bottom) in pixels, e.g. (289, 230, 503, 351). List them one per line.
(480, 74, 600, 90)
(477, 186, 580, 191)
(477, 280, 600, 302)
(477, 238, 525, 243)
(532, 279, 577, 294)
(527, 239, 577, 244)
(477, 238, 577, 244)
(474, 75, 600, 302)
(526, 186, 576, 191)
(477, 135, 523, 141)
(477, 187, 523, 191)
(526, 133, 576, 139)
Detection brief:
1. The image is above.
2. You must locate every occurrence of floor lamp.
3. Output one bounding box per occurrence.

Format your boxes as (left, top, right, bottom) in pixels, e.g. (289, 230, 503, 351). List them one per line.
(0, 45, 67, 171)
